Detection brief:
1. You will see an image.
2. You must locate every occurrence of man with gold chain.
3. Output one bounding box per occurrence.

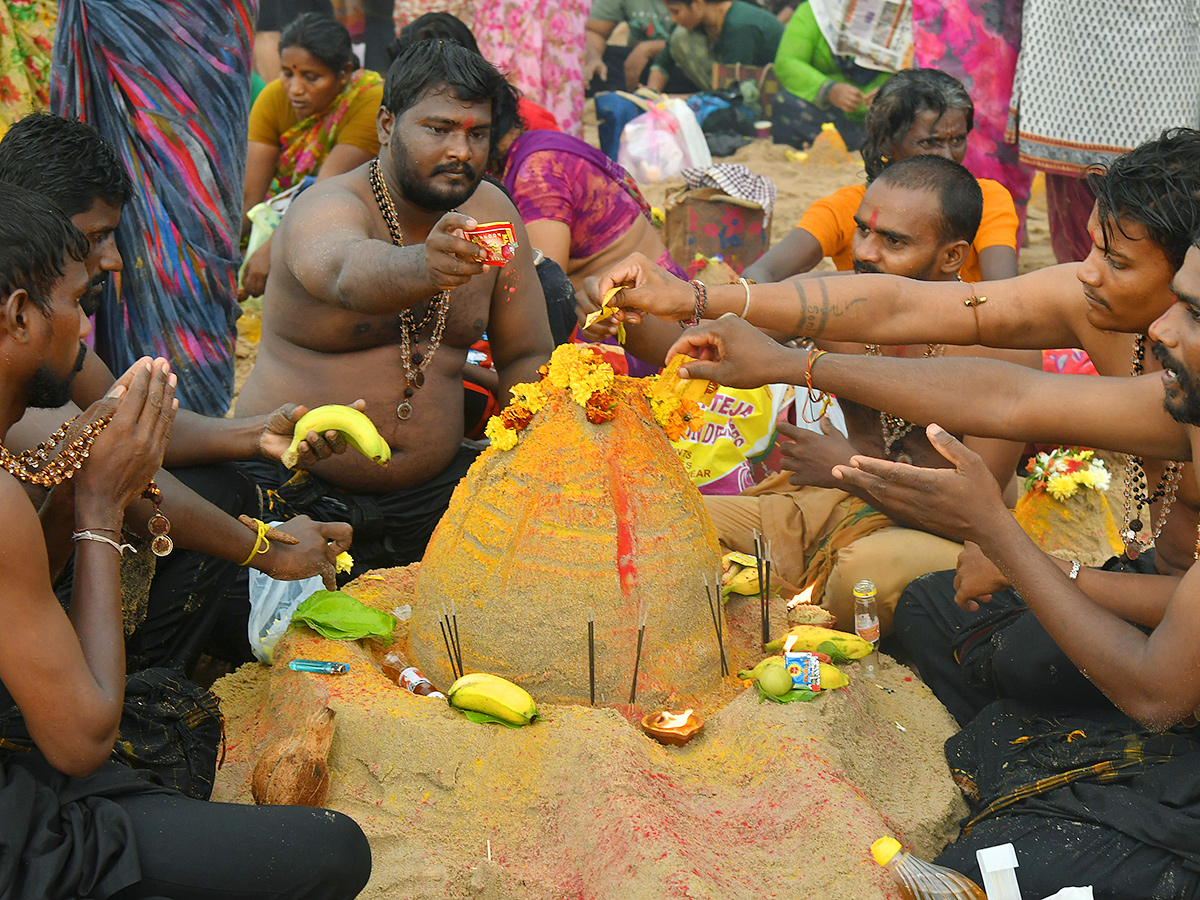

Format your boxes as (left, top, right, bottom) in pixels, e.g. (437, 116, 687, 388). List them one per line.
(599, 128, 1200, 722)
(235, 40, 554, 572)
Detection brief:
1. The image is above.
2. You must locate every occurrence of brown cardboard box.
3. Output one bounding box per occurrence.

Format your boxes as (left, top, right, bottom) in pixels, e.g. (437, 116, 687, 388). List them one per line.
(663, 186, 772, 276)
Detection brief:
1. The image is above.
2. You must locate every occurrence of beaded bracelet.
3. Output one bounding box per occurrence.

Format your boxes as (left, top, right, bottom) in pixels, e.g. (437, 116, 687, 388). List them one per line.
(683, 280, 708, 327)
(240, 517, 272, 567)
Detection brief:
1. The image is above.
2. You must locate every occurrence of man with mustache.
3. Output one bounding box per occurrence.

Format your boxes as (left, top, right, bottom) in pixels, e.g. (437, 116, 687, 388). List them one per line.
(235, 40, 554, 571)
(0, 114, 352, 675)
(695, 155, 1038, 633)
(600, 129, 1200, 715)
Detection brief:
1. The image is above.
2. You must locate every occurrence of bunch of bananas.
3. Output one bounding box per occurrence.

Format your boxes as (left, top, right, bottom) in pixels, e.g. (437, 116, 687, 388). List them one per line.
(721, 551, 762, 597)
(763, 625, 873, 659)
(281, 405, 392, 469)
(737, 654, 849, 695)
(447, 672, 538, 726)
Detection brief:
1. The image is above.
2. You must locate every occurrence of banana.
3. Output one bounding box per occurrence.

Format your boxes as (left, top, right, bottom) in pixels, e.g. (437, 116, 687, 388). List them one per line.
(723, 565, 760, 596)
(447, 672, 538, 726)
(281, 405, 392, 469)
(737, 654, 783, 682)
(764, 624, 873, 659)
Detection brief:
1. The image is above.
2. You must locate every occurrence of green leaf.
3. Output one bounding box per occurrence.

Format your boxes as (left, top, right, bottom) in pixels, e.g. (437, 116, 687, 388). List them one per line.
(292, 590, 396, 643)
(816, 640, 851, 664)
(459, 709, 529, 727)
(754, 681, 820, 704)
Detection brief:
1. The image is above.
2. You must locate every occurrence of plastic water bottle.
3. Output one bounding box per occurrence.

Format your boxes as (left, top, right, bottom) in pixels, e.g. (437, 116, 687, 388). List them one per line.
(854, 579, 880, 679)
(872, 837, 986, 899)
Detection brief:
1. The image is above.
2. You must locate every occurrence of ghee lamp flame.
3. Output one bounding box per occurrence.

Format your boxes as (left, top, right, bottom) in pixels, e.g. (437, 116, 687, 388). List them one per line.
(640, 708, 704, 746)
(786, 585, 816, 610)
(783, 635, 798, 653)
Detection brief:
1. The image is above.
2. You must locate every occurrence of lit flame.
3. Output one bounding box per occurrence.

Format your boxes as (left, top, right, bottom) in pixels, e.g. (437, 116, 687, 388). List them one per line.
(783, 635, 797, 653)
(657, 709, 694, 728)
(787, 585, 815, 610)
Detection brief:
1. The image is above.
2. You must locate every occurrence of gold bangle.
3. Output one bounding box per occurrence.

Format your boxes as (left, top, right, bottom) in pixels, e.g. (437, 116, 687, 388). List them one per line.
(738, 277, 752, 318)
(240, 518, 272, 567)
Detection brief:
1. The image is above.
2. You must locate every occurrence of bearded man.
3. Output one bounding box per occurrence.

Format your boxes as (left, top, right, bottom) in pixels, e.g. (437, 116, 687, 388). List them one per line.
(236, 40, 554, 571)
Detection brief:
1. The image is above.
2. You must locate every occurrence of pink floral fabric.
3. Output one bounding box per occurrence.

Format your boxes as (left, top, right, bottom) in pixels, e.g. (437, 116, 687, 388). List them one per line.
(473, 0, 588, 136)
(910, 0, 1034, 245)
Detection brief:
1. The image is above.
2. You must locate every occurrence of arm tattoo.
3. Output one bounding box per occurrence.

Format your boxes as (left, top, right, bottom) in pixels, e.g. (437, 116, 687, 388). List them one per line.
(792, 280, 869, 338)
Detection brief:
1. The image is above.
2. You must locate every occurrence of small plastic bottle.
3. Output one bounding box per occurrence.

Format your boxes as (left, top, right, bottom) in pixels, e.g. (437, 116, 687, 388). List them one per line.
(871, 837, 986, 900)
(399, 666, 447, 700)
(853, 579, 880, 680)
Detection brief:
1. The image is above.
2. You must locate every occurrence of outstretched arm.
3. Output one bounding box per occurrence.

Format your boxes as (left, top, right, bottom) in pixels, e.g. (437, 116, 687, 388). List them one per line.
(664, 314, 1191, 461)
(833, 426, 1200, 729)
(599, 252, 1088, 349)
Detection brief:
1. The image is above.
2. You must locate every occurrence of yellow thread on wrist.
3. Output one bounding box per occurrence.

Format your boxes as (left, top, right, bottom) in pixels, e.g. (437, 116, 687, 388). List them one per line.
(240, 518, 272, 566)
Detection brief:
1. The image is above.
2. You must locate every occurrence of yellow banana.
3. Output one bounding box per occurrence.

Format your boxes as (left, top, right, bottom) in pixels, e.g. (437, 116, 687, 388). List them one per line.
(764, 625, 873, 659)
(447, 672, 538, 726)
(281, 405, 391, 469)
(723, 565, 761, 596)
(736, 654, 783, 682)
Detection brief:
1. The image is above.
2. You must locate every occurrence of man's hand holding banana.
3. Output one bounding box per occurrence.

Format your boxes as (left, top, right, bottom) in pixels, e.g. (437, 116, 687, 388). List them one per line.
(258, 400, 367, 468)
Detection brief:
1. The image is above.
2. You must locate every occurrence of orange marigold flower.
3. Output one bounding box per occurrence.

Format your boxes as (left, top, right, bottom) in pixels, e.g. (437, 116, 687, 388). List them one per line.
(500, 405, 534, 431)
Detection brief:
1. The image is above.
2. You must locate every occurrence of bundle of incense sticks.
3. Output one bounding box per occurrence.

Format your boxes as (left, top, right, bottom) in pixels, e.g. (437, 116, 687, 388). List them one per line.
(754, 533, 771, 647)
(704, 574, 728, 676)
(440, 602, 463, 680)
(588, 608, 596, 706)
(629, 602, 649, 704)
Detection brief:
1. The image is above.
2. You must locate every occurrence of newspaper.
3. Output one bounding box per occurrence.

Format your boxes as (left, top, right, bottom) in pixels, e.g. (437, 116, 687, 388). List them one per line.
(808, 0, 914, 73)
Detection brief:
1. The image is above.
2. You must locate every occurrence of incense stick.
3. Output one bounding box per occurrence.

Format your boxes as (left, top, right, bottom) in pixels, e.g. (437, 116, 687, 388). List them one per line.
(755, 533, 768, 647)
(704, 575, 728, 676)
(764, 541, 772, 648)
(450, 599, 463, 676)
(439, 617, 459, 680)
(629, 603, 648, 705)
(588, 608, 596, 706)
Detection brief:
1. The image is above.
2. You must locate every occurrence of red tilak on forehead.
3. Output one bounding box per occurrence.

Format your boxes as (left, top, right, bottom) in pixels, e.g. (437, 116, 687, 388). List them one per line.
(868, 209, 879, 230)
(465, 115, 474, 129)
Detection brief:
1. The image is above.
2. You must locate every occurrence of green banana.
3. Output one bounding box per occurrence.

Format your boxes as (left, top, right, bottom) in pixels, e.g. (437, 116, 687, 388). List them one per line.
(447, 672, 538, 726)
(764, 624, 873, 659)
(737, 654, 783, 682)
(281, 405, 392, 469)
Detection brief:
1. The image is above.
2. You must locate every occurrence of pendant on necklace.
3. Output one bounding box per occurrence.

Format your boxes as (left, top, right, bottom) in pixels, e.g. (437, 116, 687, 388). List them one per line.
(412, 371, 424, 388)
(397, 401, 413, 420)
(896, 450, 912, 465)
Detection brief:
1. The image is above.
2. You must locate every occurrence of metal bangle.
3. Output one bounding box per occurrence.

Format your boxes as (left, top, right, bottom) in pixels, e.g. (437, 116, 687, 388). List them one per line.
(1068, 559, 1082, 581)
(72, 530, 137, 556)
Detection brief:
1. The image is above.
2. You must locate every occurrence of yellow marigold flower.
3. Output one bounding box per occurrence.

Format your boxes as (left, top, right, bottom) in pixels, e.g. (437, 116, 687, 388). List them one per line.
(485, 416, 519, 451)
(510, 381, 548, 413)
(1046, 473, 1078, 502)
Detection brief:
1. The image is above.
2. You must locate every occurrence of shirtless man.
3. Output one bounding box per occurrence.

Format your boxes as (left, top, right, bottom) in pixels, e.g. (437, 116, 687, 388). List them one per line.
(236, 40, 554, 571)
(0, 113, 351, 674)
(626, 155, 1037, 633)
(599, 129, 1200, 714)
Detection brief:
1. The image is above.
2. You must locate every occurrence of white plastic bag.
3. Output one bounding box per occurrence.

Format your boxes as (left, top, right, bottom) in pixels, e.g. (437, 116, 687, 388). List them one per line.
(619, 100, 712, 183)
(246, 521, 326, 663)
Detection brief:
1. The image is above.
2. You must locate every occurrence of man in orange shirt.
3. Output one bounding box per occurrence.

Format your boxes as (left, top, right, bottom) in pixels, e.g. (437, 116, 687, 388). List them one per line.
(745, 68, 1018, 284)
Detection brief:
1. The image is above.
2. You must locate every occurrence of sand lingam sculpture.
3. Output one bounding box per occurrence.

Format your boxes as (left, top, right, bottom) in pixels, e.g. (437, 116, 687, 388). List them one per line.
(410, 345, 724, 707)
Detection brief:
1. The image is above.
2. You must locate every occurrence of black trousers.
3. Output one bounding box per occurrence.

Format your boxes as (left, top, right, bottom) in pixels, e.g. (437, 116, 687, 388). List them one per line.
(56, 464, 259, 677)
(892, 564, 1149, 726)
(108, 793, 372, 900)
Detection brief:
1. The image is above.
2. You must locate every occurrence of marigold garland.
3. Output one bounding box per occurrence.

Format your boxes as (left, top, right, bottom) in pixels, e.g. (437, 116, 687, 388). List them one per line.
(484, 344, 703, 450)
(1023, 448, 1111, 502)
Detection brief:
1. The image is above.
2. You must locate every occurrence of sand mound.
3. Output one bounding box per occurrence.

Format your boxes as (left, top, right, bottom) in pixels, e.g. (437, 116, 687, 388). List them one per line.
(213, 565, 964, 899)
(412, 376, 722, 707)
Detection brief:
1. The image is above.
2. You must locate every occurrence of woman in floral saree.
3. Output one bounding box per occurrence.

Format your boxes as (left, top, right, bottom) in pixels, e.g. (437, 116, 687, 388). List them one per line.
(239, 12, 383, 300)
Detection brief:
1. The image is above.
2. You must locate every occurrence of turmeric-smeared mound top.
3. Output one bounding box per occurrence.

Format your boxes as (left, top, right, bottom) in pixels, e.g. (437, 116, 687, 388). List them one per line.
(485, 344, 704, 451)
